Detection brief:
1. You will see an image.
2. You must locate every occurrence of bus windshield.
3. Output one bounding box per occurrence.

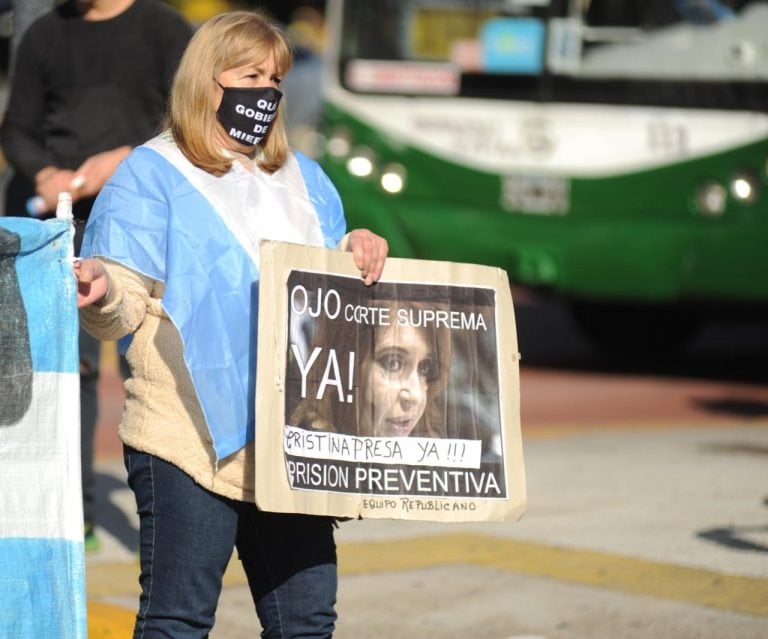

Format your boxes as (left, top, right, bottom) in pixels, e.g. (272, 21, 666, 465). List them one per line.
(339, 1, 767, 105)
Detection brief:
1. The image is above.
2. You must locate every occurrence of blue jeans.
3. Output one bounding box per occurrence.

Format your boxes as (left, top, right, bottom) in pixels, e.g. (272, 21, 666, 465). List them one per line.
(124, 446, 338, 638)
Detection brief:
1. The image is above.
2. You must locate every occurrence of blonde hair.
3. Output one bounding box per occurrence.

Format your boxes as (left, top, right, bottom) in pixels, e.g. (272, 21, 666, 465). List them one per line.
(168, 11, 293, 175)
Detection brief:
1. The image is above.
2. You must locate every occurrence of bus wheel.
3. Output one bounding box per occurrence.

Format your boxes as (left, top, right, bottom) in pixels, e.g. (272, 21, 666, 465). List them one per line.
(568, 300, 704, 357)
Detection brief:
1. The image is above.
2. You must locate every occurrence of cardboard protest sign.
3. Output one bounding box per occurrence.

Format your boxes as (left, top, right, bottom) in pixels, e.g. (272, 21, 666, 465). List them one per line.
(256, 241, 525, 522)
(0, 218, 86, 637)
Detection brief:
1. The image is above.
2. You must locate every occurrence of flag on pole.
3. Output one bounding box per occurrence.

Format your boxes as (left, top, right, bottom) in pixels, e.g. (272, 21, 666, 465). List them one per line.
(0, 217, 86, 638)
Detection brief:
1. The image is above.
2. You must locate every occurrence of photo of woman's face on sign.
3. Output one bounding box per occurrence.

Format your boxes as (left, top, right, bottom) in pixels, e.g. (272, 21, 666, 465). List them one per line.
(357, 303, 451, 438)
(285, 270, 502, 453)
(361, 320, 434, 437)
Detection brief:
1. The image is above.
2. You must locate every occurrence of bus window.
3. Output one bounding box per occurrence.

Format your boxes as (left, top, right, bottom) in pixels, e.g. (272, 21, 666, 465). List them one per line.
(340, 0, 548, 66)
(341, 0, 407, 60)
(578, 0, 766, 82)
(585, 0, 681, 28)
(586, 0, 750, 27)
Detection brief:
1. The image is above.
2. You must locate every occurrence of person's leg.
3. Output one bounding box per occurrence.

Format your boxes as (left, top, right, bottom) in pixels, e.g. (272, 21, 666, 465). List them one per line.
(79, 329, 100, 548)
(124, 446, 238, 638)
(236, 509, 338, 639)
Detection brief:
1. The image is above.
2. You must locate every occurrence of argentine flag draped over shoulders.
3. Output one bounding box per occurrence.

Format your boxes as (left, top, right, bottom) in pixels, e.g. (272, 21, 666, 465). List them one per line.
(82, 133, 346, 459)
(0, 217, 85, 638)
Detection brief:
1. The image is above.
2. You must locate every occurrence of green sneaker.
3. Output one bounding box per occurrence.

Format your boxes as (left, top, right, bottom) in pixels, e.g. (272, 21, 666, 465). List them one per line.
(84, 522, 100, 553)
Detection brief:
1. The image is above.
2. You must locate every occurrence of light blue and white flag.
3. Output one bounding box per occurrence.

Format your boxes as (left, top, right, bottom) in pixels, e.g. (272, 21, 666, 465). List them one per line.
(0, 217, 86, 638)
(83, 133, 346, 460)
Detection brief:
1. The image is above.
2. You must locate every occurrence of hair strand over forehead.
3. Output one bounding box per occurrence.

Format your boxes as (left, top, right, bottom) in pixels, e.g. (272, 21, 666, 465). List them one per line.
(210, 10, 293, 77)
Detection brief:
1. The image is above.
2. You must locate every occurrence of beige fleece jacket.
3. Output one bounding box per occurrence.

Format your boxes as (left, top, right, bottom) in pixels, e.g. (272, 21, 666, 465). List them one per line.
(79, 259, 255, 501)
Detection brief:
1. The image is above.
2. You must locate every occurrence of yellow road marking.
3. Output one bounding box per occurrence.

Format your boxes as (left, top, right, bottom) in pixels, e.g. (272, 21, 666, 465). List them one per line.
(338, 534, 768, 618)
(87, 602, 136, 638)
(86, 531, 768, 638)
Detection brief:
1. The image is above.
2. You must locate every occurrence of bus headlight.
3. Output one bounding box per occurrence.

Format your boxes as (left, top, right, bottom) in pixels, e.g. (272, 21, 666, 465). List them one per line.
(730, 171, 760, 205)
(695, 182, 727, 217)
(326, 127, 352, 158)
(346, 146, 376, 178)
(380, 163, 406, 194)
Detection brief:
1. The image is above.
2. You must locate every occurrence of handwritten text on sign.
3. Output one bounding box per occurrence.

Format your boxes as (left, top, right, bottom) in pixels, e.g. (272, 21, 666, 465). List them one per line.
(284, 425, 482, 469)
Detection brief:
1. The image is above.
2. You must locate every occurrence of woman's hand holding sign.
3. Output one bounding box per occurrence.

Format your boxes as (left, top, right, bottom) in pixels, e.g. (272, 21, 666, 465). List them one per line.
(346, 228, 388, 286)
(75, 258, 111, 308)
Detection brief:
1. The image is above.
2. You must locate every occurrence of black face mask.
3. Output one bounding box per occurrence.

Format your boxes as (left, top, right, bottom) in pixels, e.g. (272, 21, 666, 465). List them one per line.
(215, 81, 283, 146)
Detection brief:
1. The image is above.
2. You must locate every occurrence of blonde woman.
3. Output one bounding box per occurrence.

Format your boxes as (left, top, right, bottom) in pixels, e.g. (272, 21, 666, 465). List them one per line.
(75, 11, 387, 637)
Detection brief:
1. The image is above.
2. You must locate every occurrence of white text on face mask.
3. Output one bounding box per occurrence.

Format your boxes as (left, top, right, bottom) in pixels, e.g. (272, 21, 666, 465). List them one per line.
(228, 128, 266, 144)
(235, 102, 279, 119)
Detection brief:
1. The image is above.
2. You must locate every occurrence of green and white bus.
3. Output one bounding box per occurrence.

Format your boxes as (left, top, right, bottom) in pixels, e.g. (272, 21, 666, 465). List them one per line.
(316, 0, 767, 351)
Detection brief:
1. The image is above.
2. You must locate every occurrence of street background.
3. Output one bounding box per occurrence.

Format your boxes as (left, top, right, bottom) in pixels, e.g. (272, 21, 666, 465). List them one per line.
(85, 291, 768, 639)
(0, 2, 765, 638)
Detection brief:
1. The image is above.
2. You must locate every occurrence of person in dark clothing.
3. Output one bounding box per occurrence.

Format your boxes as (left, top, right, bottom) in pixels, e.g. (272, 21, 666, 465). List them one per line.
(0, 0, 192, 551)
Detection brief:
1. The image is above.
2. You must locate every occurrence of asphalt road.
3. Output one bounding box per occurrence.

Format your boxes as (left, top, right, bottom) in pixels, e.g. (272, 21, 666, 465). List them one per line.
(86, 291, 768, 639)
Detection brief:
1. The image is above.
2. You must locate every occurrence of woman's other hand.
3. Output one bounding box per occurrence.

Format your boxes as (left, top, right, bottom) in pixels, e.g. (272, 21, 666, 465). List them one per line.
(75, 258, 110, 308)
(347, 229, 388, 286)
(34, 167, 78, 212)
